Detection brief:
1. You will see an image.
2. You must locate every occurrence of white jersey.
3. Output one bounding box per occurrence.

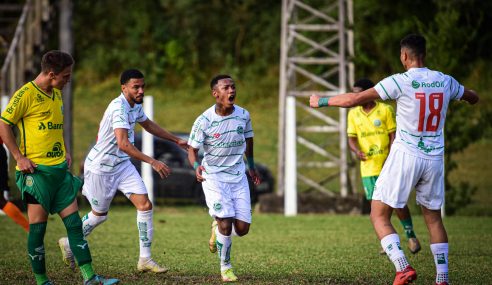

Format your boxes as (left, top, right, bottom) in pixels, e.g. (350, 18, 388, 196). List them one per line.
(374, 67, 464, 159)
(85, 94, 147, 174)
(188, 105, 254, 183)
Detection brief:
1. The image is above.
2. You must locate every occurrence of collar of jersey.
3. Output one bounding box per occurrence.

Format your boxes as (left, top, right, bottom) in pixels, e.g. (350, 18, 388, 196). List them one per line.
(30, 81, 54, 100)
(359, 101, 379, 116)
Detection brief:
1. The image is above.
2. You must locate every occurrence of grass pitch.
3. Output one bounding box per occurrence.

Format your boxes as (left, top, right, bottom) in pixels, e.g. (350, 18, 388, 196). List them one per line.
(1, 205, 491, 284)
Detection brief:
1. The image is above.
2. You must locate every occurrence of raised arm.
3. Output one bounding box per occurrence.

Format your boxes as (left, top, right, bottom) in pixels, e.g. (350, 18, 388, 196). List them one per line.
(310, 87, 381, 108)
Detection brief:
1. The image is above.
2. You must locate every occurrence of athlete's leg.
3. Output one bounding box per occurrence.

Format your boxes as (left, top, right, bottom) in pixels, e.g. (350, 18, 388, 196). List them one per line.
(422, 206, 449, 284)
(0, 195, 29, 231)
(395, 205, 421, 253)
(25, 195, 50, 285)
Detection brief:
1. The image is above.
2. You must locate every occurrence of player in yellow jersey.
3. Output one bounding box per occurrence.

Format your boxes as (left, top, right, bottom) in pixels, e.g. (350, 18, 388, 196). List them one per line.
(347, 78, 420, 255)
(0, 50, 118, 285)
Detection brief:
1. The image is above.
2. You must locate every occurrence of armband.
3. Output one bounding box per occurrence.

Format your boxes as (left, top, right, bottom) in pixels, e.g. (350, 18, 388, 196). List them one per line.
(246, 156, 255, 170)
(193, 161, 200, 170)
(318, 97, 329, 107)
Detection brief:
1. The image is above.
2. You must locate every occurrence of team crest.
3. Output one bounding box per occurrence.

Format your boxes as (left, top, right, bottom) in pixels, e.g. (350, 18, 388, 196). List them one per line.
(213, 202, 222, 211)
(25, 176, 34, 187)
(236, 126, 244, 134)
(211, 121, 219, 127)
(373, 119, 381, 127)
(91, 198, 99, 206)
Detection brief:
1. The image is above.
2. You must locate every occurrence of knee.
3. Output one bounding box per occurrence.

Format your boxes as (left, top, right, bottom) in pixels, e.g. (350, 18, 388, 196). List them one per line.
(136, 199, 153, 211)
(236, 226, 249, 237)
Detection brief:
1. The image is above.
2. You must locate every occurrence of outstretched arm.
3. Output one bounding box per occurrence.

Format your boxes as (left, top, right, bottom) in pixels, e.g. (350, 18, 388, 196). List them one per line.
(310, 88, 381, 108)
(114, 128, 170, 179)
(139, 119, 188, 150)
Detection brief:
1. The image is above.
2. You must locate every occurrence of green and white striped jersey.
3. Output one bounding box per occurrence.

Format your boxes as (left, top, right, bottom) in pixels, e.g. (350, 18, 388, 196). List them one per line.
(189, 105, 254, 183)
(374, 67, 464, 158)
(85, 94, 148, 173)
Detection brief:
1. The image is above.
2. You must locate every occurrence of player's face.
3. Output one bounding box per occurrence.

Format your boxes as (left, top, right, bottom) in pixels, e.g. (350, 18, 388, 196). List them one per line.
(50, 66, 72, 90)
(213, 78, 236, 108)
(122, 78, 145, 105)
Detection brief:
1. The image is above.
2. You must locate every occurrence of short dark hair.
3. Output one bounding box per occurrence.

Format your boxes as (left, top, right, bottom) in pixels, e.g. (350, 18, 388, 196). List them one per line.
(210, 74, 232, 90)
(353, 78, 374, 91)
(41, 50, 74, 74)
(400, 34, 426, 59)
(120, 69, 144, 85)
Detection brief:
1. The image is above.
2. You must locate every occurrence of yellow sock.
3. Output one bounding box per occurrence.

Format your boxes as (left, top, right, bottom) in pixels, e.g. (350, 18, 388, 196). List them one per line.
(3, 201, 29, 232)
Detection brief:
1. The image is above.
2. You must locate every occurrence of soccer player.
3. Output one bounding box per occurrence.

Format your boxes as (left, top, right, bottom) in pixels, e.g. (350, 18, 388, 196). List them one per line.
(310, 34, 479, 285)
(58, 69, 187, 274)
(0, 50, 119, 285)
(0, 138, 29, 232)
(348, 78, 421, 255)
(187, 74, 260, 282)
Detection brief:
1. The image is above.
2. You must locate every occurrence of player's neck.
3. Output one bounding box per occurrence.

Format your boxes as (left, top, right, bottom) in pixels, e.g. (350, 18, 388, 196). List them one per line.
(215, 104, 234, 116)
(33, 74, 53, 95)
(362, 101, 376, 112)
(405, 59, 425, 70)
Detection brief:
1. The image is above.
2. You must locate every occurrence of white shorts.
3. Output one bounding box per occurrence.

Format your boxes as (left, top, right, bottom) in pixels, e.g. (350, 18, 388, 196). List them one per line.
(373, 146, 444, 210)
(202, 175, 252, 223)
(82, 161, 147, 213)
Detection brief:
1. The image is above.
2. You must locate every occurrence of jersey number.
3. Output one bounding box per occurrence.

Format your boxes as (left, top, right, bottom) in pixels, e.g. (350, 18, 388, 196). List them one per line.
(415, 92, 443, 132)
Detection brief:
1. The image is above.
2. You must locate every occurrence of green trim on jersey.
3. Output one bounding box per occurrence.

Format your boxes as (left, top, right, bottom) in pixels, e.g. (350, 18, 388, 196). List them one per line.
(391, 76, 403, 93)
(377, 83, 390, 100)
(30, 81, 53, 100)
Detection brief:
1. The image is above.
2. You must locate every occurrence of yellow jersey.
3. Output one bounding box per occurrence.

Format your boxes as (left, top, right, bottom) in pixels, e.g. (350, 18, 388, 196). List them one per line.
(347, 102, 396, 177)
(1, 81, 66, 166)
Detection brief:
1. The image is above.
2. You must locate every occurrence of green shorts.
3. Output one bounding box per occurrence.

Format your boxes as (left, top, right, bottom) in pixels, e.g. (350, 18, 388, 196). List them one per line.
(362, 175, 378, 200)
(16, 161, 82, 214)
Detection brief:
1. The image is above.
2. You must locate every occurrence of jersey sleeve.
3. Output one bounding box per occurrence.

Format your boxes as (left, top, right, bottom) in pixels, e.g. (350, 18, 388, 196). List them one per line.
(135, 105, 148, 123)
(244, 110, 254, 139)
(346, 109, 357, 137)
(374, 74, 403, 101)
(385, 104, 397, 133)
(188, 115, 208, 149)
(448, 75, 465, 101)
(0, 86, 31, 126)
(111, 101, 131, 130)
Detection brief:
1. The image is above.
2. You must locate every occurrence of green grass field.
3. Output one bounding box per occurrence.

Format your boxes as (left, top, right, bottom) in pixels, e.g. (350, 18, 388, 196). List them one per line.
(1, 205, 491, 284)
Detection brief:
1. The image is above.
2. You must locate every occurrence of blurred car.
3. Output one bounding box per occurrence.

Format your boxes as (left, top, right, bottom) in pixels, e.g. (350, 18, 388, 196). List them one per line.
(80, 132, 274, 205)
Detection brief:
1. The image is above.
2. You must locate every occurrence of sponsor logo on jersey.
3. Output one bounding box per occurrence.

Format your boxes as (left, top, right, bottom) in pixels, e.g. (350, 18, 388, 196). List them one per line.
(213, 140, 245, 148)
(5, 86, 29, 114)
(367, 145, 384, 157)
(47, 142, 64, 158)
(36, 94, 45, 103)
(25, 175, 34, 187)
(413, 80, 445, 89)
(214, 133, 221, 139)
(38, 122, 63, 131)
(373, 119, 382, 127)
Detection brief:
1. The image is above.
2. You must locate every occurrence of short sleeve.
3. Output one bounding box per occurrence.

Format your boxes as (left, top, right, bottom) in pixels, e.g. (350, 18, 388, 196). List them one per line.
(111, 102, 130, 130)
(188, 115, 208, 149)
(244, 110, 254, 139)
(374, 74, 403, 101)
(346, 109, 357, 137)
(385, 105, 397, 133)
(0, 86, 30, 126)
(448, 75, 465, 101)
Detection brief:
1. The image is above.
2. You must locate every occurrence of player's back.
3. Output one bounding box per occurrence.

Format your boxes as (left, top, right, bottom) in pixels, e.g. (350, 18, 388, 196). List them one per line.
(376, 67, 464, 157)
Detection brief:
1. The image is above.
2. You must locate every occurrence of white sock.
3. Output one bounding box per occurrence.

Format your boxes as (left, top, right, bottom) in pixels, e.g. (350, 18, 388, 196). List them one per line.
(431, 243, 449, 283)
(381, 233, 410, 272)
(137, 210, 153, 258)
(81, 211, 107, 237)
(216, 227, 232, 271)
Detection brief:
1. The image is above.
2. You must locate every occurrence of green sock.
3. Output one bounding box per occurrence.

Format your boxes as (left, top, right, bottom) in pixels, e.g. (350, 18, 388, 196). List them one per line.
(34, 273, 49, 285)
(400, 218, 416, 239)
(80, 263, 96, 281)
(28, 222, 47, 281)
(62, 212, 93, 271)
